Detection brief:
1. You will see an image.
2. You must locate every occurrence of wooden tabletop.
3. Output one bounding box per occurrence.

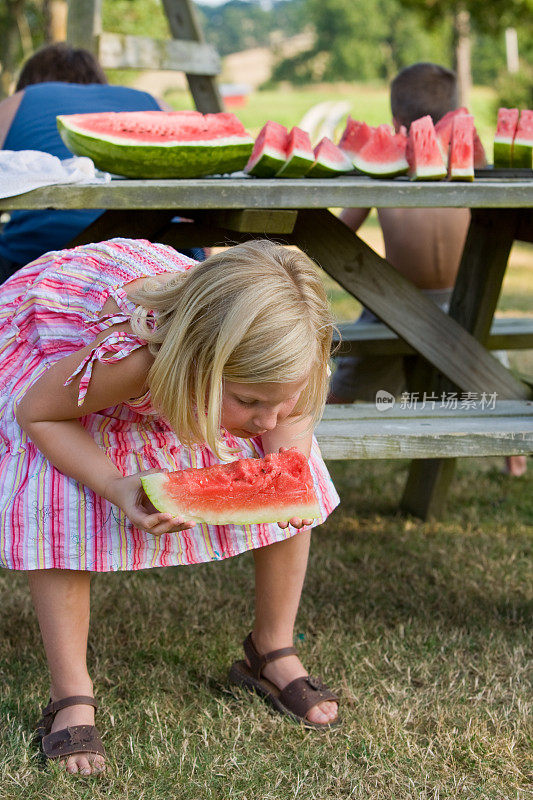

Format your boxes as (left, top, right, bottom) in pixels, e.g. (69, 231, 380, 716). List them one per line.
(1, 175, 532, 211)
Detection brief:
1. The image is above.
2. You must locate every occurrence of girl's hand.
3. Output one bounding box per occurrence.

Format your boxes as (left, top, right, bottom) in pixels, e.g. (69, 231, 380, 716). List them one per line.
(277, 517, 314, 530)
(106, 471, 196, 535)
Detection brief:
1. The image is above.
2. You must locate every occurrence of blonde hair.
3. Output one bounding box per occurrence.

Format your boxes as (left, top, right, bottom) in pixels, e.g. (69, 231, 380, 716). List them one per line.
(129, 240, 334, 459)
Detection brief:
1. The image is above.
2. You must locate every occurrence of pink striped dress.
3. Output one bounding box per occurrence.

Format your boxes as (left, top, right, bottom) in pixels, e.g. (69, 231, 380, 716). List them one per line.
(0, 238, 339, 572)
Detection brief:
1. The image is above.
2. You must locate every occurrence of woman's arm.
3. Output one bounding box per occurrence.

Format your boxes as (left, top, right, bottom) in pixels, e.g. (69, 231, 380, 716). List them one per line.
(15, 334, 194, 534)
(0, 91, 24, 149)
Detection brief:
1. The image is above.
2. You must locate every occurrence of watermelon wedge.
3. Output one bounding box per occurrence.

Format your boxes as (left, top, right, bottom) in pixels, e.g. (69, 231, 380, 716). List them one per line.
(493, 108, 519, 168)
(306, 137, 353, 177)
(448, 113, 474, 181)
(512, 109, 533, 168)
(338, 117, 373, 158)
(140, 448, 320, 525)
(245, 120, 289, 177)
(57, 110, 254, 179)
(275, 127, 315, 177)
(408, 115, 446, 180)
(351, 124, 408, 178)
(434, 107, 487, 168)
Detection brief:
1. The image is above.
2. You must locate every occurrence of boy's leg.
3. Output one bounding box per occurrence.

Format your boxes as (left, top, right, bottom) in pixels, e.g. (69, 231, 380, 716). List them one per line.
(251, 531, 338, 725)
(28, 569, 105, 775)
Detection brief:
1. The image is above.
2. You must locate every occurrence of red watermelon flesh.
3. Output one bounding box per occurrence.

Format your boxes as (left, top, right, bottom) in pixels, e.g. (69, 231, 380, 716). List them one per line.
(307, 137, 353, 177)
(512, 109, 533, 168)
(434, 107, 486, 168)
(448, 114, 474, 181)
(245, 120, 289, 177)
(140, 448, 320, 525)
(338, 117, 373, 157)
(494, 108, 519, 167)
(276, 126, 315, 177)
(408, 115, 446, 180)
(352, 124, 408, 178)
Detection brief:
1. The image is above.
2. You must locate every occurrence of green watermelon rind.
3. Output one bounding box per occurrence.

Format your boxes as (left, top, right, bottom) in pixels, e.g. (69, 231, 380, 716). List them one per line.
(141, 473, 320, 525)
(246, 150, 286, 177)
(352, 154, 408, 178)
(493, 138, 513, 168)
(306, 161, 349, 177)
(57, 117, 253, 178)
(511, 141, 532, 169)
(275, 152, 315, 178)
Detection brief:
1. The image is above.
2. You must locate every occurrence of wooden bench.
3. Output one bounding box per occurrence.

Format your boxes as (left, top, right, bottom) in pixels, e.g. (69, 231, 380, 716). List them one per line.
(334, 317, 533, 357)
(316, 401, 533, 460)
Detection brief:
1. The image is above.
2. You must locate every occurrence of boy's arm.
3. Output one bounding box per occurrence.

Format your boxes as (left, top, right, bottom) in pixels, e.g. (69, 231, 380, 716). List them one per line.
(339, 207, 371, 232)
(15, 336, 194, 535)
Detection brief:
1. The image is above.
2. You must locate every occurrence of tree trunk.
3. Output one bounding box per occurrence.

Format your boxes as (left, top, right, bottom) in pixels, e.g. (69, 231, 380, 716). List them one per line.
(0, 0, 27, 98)
(453, 6, 472, 108)
(44, 0, 68, 43)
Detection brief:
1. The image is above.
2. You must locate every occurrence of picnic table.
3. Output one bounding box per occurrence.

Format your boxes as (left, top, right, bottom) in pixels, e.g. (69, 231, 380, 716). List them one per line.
(1, 174, 532, 518)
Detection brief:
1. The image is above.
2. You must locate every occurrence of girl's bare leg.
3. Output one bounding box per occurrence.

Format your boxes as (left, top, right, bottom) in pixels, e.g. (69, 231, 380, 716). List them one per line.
(28, 569, 105, 775)
(252, 531, 338, 725)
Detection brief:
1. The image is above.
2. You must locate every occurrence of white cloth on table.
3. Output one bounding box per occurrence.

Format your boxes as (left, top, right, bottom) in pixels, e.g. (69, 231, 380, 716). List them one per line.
(0, 150, 110, 199)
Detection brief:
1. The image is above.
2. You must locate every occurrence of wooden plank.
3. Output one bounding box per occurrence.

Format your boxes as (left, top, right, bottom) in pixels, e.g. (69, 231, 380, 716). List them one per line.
(67, 0, 100, 52)
(289, 209, 529, 399)
(97, 32, 220, 75)
(315, 403, 533, 460)
(206, 209, 298, 234)
(2, 178, 532, 212)
(334, 318, 533, 355)
(161, 0, 223, 113)
(400, 459, 457, 519)
(322, 400, 533, 420)
(516, 210, 533, 243)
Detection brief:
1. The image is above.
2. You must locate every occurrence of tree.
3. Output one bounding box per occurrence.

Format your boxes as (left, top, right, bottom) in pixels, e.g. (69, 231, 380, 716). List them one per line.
(397, 0, 533, 106)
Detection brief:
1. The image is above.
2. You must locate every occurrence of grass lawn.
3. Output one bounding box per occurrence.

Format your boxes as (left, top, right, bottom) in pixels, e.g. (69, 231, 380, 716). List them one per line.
(0, 241, 531, 798)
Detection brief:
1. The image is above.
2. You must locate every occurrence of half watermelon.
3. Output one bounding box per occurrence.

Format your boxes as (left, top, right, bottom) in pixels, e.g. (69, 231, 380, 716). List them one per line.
(245, 120, 289, 177)
(408, 115, 446, 180)
(140, 448, 320, 525)
(57, 110, 254, 179)
(276, 126, 315, 177)
(448, 113, 474, 181)
(351, 124, 408, 178)
(512, 109, 533, 168)
(493, 108, 519, 168)
(307, 137, 353, 177)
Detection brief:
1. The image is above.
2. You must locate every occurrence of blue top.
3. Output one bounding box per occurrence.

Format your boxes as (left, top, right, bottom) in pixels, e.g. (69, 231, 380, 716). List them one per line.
(0, 82, 161, 269)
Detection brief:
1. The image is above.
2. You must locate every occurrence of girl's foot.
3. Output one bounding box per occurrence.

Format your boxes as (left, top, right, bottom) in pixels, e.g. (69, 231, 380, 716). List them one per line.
(247, 633, 338, 726)
(43, 695, 105, 775)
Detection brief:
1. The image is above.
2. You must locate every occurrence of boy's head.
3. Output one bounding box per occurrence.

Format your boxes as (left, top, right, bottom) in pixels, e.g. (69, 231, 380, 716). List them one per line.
(390, 62, 458, 129)
(16, 43, 107, 92)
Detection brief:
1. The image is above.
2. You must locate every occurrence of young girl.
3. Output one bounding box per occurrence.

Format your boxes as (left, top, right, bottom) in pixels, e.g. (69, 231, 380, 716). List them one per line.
(0, 237, 340, 776)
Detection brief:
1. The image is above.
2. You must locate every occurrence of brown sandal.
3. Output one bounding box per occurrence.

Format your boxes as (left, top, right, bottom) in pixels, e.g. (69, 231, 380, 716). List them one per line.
(35, 695, 106, 763)
(228, 633, 341, 730)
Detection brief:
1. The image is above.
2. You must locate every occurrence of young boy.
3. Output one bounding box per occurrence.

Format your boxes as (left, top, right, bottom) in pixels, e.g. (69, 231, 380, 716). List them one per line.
(328, 62, 526, 476)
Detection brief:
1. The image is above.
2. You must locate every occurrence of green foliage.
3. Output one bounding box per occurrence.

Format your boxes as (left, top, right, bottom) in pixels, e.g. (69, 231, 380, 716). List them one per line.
(398, 0, 533, 34)
(494, 64, 533, 111)
(102, 0, 170, 38)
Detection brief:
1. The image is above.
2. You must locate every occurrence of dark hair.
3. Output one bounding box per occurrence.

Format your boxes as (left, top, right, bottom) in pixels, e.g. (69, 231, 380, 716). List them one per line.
(390, 63, 458, 129)
(16, 43, 107, 92)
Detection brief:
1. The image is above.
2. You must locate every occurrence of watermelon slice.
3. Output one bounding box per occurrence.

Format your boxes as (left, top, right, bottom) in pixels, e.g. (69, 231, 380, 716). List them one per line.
(512, 109, 533, 168)
(140, 448, 320, 525)
(408, 115, 446, 180)
(275, 127, 315, 177)
(306, 137, 353, 177)
(245, 120, 289, 177)
(338, 117, 373, 158)
(493, 108, 519, 168)
(57, 110, 254, 179)
(350, 124, 408, 178)
(434, 107, 487, 168)
(448, 114, 474, 181)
